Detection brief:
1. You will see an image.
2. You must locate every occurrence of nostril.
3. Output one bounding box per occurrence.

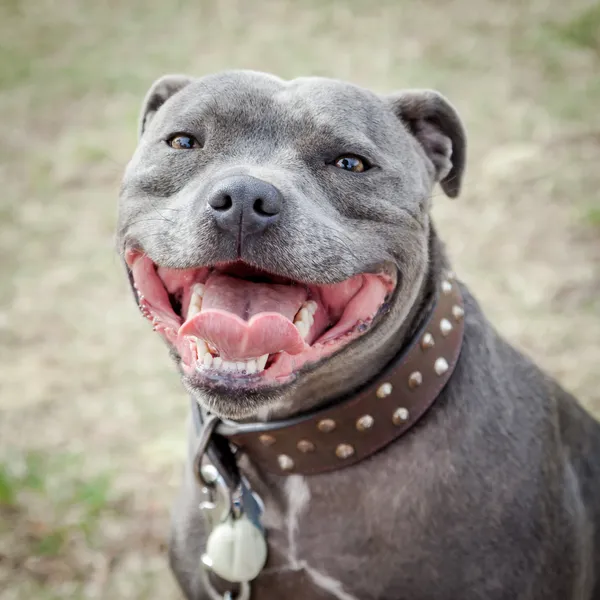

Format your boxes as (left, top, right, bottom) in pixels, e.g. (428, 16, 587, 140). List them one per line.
(211, 194, 233, 212)
(253, 197, 276, 217)
(253, 197, 280, 217)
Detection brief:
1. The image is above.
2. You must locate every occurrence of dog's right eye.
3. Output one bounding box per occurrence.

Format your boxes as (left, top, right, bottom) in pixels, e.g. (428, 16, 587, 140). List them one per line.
(332, 154, 371, 173)
(166, 134, 200, 150)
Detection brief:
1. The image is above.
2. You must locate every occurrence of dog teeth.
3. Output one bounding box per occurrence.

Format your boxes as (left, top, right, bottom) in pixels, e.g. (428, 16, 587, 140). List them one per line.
(305, 301, 318, 315)
(298, 308, 310, 323)
(194, 341, 270, 376)
(293, 301, 316, 340)
(187, 283, 205, 318)
(294, 321, 309, 339)
(256, 354, 269, 371)
(196, 338, 208, 356)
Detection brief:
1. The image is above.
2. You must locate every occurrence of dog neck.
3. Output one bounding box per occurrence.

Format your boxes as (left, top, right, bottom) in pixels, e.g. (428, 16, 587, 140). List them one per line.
(193, 223, 465, 476)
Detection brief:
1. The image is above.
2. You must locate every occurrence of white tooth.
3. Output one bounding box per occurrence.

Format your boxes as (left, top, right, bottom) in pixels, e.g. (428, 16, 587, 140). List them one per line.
(187, 283, 205, 317)
(257, 354, 268, 371)
(236, 361, 246, 372)
(196, 338, 208, 355)
(246, 359, 257, 374)
(298, 308, 310, 324)
(192, 283, 205, 297)
(213, 356, 223, 369)
(188, 300, 201, 317)
(305, 301, 318, 315)
(295, 321, 308, 339)
(222, 361, 236, 372)
(203, 353, 213, 368)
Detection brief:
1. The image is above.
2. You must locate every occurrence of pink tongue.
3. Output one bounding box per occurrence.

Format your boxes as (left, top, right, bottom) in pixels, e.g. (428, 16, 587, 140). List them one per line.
(178, 273, 308, 360)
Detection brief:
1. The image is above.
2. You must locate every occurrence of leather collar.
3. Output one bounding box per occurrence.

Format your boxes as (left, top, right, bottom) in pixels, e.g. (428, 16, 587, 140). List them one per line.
(196, 271, 464, 477)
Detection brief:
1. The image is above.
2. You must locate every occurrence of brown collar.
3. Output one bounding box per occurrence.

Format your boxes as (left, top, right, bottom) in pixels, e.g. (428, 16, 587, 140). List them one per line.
(205, 271, 465, 476)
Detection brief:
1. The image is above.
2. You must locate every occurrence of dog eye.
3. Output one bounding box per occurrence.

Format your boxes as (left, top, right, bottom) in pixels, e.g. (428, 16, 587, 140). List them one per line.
(333, 155, 370, 173)
(166, 134, 200, 150)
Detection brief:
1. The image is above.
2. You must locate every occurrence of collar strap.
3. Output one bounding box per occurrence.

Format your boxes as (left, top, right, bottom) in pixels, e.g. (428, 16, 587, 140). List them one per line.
(210, 272, 464, 476)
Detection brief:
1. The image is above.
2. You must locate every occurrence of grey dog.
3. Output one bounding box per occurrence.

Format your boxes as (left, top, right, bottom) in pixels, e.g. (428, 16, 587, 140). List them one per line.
(117, 70, 600, 599)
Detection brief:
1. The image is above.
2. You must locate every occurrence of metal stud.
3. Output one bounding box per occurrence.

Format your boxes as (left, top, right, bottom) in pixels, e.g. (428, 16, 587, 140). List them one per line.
(452, 305, 464, 321)
(356, 415, 374, 431)
(392, 407, 410, 425)
(376, 382, 393, 398)
(278, 454, 294, 471)
(421, 332, 435, 350)
(317, 418, 336, 433)
(440, 318, 453, 337)
(434, 357, 449, 376)
(441, 280, 452, 294)
(297, 440, 315, 453)
(335, 444, 355, 459)
(200, 464, 219, 485)
(408, 371, 423, 389)
(259, 434, 276, 446)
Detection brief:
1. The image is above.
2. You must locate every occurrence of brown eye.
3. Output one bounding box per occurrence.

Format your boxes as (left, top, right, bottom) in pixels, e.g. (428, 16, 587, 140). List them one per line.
(334, 155, 368, 172)
(167, 134, 200, 150)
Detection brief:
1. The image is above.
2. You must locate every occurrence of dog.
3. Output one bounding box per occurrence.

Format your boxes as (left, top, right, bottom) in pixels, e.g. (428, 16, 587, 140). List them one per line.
(117, 70, 600, 599)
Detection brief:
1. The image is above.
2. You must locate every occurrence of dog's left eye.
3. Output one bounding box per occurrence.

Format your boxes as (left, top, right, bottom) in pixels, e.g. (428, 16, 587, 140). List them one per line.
(333, 155, 370, 173)
(166, 134, 200, 150)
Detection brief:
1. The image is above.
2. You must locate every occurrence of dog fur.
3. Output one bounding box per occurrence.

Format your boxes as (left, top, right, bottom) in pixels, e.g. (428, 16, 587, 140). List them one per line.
(117, 70, 600, 599)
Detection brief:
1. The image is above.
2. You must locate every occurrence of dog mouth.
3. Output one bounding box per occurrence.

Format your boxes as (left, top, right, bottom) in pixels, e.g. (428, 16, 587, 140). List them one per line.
(126, 249, 396, 387)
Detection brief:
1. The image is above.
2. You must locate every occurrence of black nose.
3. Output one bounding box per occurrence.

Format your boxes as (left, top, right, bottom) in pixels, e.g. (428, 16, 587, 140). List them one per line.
(207, 175, 282, 237)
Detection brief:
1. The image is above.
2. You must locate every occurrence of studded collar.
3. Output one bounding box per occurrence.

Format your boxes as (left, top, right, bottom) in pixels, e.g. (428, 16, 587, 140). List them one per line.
(194, 272, 465, 477)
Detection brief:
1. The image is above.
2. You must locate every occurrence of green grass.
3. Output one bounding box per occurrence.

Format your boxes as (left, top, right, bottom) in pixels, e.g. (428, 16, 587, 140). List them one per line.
(0, 451, 117, 563)
(584, 203, 600, 227)
(555, 3, 600, 54)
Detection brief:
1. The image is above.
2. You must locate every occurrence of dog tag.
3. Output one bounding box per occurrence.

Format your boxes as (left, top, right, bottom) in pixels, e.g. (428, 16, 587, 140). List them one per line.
(205, 513, 268, 582)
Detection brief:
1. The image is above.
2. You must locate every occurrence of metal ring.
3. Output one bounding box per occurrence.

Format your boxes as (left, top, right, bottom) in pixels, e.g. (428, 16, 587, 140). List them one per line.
(199, 561, 251, 600)
(193, 414, 221, 486)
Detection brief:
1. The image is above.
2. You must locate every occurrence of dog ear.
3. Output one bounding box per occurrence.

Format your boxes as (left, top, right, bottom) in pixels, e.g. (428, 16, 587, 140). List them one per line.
(388, 90, 466, 198)
(139, 74, 193, 138)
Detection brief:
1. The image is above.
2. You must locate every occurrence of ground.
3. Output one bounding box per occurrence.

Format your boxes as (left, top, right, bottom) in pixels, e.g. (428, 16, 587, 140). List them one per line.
(0, 0, 599, 598)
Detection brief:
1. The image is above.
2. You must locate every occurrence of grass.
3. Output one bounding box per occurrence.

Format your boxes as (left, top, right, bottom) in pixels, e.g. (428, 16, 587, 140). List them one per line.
(0, 451, 122, 598)
(554, 3, 600, 54)
(0, 0, 599, 598)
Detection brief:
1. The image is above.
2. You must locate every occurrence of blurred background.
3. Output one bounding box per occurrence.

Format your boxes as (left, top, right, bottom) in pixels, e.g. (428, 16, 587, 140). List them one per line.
(0, 0, 599, 598)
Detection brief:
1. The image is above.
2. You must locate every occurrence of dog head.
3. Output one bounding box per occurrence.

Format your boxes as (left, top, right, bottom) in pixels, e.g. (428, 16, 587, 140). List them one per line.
(117, 70, 465, 419)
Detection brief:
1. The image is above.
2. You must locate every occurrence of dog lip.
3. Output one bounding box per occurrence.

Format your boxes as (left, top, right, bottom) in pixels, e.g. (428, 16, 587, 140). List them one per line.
(125, 244, 398, 383)
(123, 244, 397, 288)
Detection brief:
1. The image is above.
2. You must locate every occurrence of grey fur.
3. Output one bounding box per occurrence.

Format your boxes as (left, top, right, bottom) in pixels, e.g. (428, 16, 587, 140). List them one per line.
(117, 70, 600, 599)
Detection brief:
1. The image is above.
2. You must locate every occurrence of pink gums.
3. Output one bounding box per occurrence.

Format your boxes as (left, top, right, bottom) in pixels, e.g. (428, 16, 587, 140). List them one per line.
(126, 249, 394, 384)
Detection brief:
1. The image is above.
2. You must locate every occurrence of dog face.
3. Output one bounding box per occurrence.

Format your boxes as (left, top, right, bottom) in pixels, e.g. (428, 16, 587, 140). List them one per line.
(117, 70, 465, 419)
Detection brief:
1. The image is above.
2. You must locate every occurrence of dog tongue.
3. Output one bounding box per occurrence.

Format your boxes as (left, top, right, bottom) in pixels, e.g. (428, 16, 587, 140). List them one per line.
(179, 272, 308, 360)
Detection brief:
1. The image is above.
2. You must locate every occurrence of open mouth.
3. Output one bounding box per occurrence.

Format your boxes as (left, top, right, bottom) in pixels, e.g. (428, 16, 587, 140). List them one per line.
(126, 249, 396, 386)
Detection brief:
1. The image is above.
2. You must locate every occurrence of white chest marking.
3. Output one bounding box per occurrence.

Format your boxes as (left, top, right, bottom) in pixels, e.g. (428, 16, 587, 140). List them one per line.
(281, 476, 358, 600)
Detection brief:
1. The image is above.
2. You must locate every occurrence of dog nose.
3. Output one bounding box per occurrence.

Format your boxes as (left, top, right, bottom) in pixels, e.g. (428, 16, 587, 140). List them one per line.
(207, 175, 282, 237)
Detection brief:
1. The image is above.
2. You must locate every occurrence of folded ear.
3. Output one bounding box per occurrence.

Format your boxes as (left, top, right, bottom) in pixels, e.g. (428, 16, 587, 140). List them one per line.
(138, 74, 193, 138)
(388, 90, 466, 198)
